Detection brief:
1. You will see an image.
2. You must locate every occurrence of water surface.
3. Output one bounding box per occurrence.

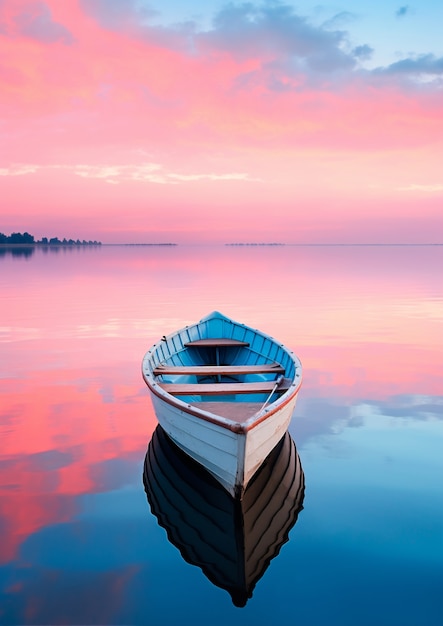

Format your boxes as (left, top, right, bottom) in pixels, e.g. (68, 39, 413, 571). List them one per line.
(1, 245, 442, 625)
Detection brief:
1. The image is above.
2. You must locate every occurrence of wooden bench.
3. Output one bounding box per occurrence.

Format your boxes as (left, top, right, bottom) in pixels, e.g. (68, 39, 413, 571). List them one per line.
(183, 338, 250, 374)
(153, 363, 284, 376)
(158, 379, 291, 396)
(184, 338, 250, 347)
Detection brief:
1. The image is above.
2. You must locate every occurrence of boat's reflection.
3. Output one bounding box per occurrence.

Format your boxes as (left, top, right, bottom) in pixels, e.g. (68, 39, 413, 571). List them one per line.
(143, 426, 305, 607)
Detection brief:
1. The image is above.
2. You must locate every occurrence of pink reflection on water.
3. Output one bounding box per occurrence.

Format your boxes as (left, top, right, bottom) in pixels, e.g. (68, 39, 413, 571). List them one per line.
(0, 244, 441, 564)
(0, 359, 156, 563)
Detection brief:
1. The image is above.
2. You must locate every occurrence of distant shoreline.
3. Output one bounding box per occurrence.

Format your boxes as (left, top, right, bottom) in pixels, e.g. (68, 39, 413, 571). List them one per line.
(1, 242, 442, 247)
(0, 232, 102, 246)
(0, 242, 102, 246)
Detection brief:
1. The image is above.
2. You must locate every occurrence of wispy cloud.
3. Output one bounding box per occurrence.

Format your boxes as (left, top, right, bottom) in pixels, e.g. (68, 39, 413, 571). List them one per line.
(168, 172, 257, 182)
(73, 163, 163, 183)
(73, 164, 256, 184)
(7, 1, 75, 44)
(376, 53, 443, 76)
(199, 3, 356, 76)
(0, 162, 255, 185)
(80, 0, 159, 30)
(399, 184, 443, 192)
(322, 11, 358, 29)
(352, 44, 374, 61)
(76, 0, 443, 90)
(0, 165, 39, 176)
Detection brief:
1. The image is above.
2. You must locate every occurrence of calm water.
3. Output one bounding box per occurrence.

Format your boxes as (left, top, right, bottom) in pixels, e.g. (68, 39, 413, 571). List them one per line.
(1, 244, 442, 626)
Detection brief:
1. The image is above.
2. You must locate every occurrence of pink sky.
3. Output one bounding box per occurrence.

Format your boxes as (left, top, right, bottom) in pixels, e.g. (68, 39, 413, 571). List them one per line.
(1, 0, 442, 243)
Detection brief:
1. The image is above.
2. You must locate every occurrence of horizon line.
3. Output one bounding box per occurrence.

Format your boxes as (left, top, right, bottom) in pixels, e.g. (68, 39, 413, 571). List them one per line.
(104, 242, 443, 246)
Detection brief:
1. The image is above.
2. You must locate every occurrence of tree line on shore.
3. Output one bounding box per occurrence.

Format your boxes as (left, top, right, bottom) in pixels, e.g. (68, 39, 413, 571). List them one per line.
(0, 231, 101, 245)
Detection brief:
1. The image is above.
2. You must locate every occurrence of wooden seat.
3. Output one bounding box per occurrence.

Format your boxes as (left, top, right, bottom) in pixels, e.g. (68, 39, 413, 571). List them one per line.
(184, 338, 250, 347)
(158, 379, 291, 396)
(154, 363, 284, 376)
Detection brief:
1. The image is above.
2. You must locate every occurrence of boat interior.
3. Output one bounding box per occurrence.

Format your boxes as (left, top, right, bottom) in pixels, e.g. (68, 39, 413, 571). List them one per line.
(151, 337, 293, 417)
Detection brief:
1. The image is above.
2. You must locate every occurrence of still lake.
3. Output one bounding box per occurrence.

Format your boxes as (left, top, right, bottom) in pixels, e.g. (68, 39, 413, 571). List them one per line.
(0, 244, 442, 626)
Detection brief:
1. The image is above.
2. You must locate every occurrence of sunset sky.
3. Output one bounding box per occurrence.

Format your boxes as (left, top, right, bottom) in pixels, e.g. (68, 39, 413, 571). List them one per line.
(1, 0, 442, 243)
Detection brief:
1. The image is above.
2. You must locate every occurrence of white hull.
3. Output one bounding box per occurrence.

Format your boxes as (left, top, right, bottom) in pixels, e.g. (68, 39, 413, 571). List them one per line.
(142, 311, 302, 497)
(151, 392, 299, 497)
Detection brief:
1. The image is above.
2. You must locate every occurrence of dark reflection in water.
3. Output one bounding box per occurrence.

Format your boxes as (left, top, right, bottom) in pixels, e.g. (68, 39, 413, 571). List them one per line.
(0, 244, 102, 259)
(0, 245, 35, 258)
(143, 427, 305, 607)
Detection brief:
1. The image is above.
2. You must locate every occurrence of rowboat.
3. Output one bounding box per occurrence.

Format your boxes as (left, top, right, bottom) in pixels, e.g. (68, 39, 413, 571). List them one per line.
(144, 426, 305, 607)
(142, 311, 302, 497)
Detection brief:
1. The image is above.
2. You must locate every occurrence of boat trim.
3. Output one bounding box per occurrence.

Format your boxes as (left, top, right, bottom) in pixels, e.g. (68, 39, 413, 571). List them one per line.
(146, 377, 302, 434)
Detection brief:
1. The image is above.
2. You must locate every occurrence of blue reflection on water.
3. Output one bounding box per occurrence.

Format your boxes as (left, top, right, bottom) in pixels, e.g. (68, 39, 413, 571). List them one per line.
(1, 406, 441, 626)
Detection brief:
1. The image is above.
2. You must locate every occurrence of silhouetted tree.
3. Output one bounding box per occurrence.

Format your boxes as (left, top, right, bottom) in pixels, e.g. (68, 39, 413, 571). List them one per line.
(1, 232, 101, 245)
(7, 232, 34, 244)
